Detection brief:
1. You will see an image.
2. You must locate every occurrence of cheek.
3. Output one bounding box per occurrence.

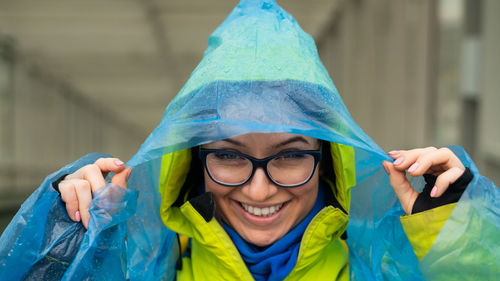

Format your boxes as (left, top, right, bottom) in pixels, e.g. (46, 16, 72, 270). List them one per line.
(204, 171, 224, 194)
(299, 184, 318, 206)
(203, 172, 231, 214)
(293, 173, 320, 207)
(203, 172, 214, 192)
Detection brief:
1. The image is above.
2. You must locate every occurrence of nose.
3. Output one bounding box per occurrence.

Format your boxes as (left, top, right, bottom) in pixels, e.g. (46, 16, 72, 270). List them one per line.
(241, 167, 279, 201)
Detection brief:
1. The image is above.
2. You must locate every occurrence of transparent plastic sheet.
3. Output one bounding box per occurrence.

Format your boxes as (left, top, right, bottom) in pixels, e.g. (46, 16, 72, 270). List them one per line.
(0, 154, 178, 281)
(0, 154, 102, 281)
(418, 147, 500, 280)
(1, 0, 498, 280)
(347, 149, 425, 281)
(347, 146, 500, 280)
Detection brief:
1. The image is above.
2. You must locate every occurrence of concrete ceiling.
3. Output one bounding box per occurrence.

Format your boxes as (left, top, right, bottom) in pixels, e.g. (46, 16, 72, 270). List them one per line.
(0, 0, 339, 135)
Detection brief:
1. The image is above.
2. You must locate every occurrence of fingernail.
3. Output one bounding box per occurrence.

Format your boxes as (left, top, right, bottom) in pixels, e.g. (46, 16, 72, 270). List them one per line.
(75, 211, 81, 222)
(126, 168, 132, 181)
(115, 160, 124, 166)
(393, 157, 404, 166)
(430, 186, 438, 197)
(408, 162, 419, 173)
(388, 150, 399, 155)
(382, 162, 390, 175)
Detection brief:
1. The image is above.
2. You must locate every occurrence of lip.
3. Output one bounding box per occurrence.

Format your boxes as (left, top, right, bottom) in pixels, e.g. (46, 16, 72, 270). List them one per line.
(232, 199, 289, 226)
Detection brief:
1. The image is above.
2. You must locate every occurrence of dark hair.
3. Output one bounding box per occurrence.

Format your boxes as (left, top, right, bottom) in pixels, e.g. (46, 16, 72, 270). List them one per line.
(319, 140, 335, 181)
(172, 147, 204, 207)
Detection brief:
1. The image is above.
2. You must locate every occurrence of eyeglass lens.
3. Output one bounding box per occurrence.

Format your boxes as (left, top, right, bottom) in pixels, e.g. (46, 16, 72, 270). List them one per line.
(205, 151, 315, 186)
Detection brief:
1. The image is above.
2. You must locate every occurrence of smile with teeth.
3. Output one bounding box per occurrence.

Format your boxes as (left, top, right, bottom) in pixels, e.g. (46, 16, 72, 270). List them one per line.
(240, 202, 284, 217)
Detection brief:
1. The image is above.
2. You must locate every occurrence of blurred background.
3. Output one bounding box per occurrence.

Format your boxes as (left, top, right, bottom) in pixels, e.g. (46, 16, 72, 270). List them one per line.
(0, 0, 498, 233)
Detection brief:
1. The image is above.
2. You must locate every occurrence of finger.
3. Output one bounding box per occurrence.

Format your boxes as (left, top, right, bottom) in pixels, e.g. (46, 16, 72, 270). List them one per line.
(86, 158, 126, 192)
(383, 161, 419, 214)
(73, 179, 92, 229)
(391, 147, 438, 171)
(387, 150, 403, 159)
(73, 164, 107, 192)
(66, 158, 126, 192)
(431, 167, 465, 198)
(111, 167, 132, 189)
(67, 164, 106, 193)
(58, 180, 79, 221)
(94, 158, 126, 173)
(406, 148, 465, 176)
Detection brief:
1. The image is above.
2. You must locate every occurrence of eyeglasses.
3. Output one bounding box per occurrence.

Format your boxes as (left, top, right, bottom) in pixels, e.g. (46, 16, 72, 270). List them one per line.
(199, 148, 321, 188)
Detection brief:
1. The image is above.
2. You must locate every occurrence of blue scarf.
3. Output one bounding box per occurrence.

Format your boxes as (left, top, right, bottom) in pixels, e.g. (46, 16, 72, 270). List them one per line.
(222, 186, 325, 281)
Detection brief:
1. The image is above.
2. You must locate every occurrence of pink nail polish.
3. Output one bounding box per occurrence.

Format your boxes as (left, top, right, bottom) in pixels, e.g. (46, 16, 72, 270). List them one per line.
(430, 186, 438, 197)
(75, 211, 81, 222)
(388, 150, 399, 155)
(408, 163, 419, 173)
(383, 163, 390, 175)
(393, 157, 404, 166)
(115, 160, 124, 166)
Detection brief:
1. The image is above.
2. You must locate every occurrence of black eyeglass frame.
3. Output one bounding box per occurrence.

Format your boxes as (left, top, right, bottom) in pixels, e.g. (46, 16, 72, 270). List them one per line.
(198, 148, 322, 188)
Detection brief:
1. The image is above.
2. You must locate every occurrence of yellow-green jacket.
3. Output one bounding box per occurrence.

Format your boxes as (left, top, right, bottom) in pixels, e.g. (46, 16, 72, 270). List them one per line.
(158, 142, 452, 280)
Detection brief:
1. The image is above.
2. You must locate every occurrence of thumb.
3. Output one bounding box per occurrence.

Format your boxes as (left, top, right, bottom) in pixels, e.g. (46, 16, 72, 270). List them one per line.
(382, 161, 418, 214)
(111, 167, 132, 189)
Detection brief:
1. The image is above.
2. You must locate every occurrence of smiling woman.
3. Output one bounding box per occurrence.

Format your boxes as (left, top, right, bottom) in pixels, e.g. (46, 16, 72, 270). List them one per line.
(202, 133, 321, 247)
(0, 0, 498, 280)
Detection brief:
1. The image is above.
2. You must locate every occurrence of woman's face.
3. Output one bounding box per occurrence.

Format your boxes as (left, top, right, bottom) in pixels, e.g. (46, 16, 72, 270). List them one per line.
(202, 133, 320, 246)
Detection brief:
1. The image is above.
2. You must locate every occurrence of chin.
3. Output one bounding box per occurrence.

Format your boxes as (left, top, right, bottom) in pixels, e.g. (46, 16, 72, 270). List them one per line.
(243, 230, 284, 247)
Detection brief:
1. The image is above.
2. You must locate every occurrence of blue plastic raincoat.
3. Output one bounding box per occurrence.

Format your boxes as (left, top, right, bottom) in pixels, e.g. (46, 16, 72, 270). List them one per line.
(0, 0, 498, 280)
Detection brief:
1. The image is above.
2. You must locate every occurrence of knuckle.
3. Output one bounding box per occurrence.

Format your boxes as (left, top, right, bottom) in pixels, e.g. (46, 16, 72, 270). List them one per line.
(421, 150, 436, 160)
(416, 158, 428, 167)
(74, 180, 91, 192)
(438, 147, 451, 154)
(425, 146, 437, 152)
(58, 182, 76, 201)
(84, 163, 101, 174)
(81, 164, 92, 173)
(451, 166, 465, 176)
(58, 180, 72, 192)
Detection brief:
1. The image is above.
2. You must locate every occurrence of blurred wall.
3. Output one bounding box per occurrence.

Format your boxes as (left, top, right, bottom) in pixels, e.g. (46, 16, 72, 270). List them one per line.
(0, 38, 144, 228)
(318, 0, 438, 150)
(478, 0, 500, 185)
(317, 0, 499, 184)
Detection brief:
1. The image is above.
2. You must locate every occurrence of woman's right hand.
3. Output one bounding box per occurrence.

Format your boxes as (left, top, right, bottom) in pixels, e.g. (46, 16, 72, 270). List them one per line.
(57, 158, 132, 229)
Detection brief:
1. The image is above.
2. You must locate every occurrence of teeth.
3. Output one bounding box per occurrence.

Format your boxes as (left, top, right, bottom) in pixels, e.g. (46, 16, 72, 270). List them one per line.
(241, 202, 284, 217)
(270, 206, 276, 213)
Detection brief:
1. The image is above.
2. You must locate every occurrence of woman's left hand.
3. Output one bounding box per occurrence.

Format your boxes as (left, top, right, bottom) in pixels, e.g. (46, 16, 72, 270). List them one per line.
(382, 147, 465, 215)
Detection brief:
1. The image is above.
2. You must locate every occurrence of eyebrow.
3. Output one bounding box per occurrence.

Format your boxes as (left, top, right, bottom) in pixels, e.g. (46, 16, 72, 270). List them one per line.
(221, 136, 314, 148)
(272, 136, 311, 149)
(220, 138, 245, 146)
